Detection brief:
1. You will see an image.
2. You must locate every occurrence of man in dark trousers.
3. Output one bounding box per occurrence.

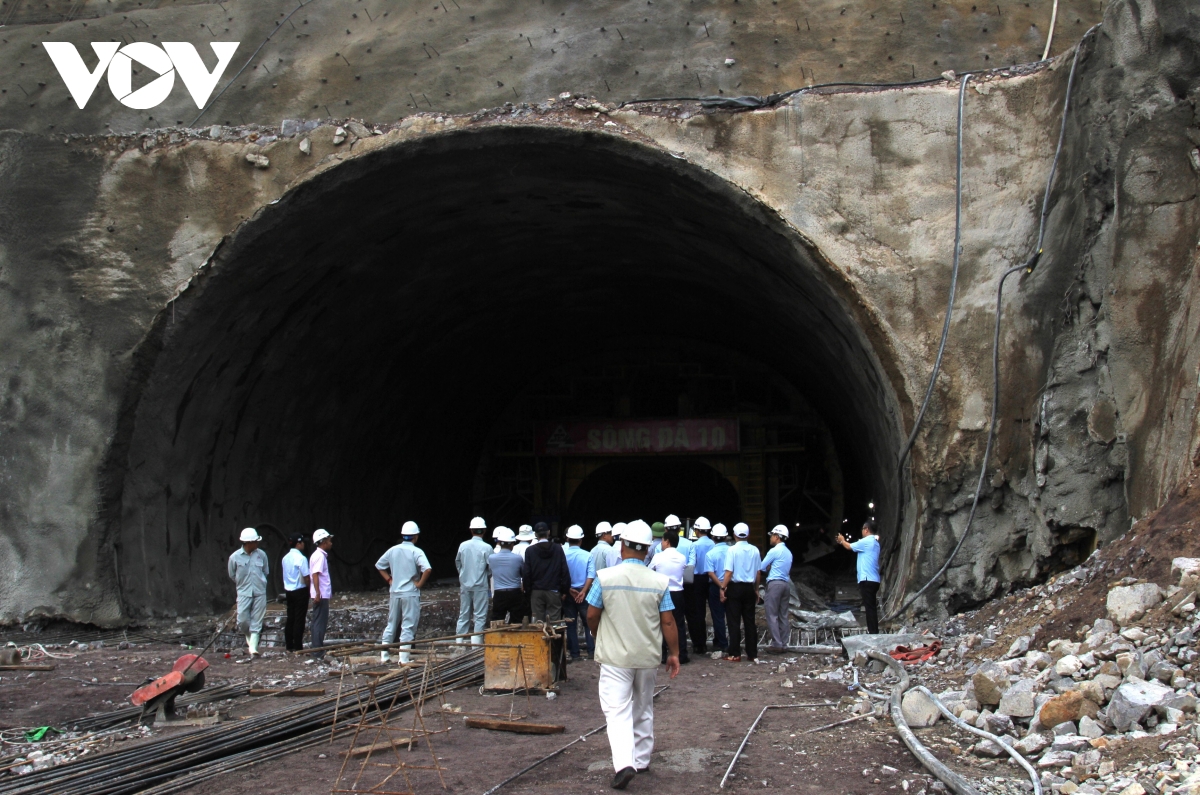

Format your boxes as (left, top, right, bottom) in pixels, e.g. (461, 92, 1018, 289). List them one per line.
(838, 519, 881, 633)
(523, 522, 570, 623)
(280, 533, 310, 653)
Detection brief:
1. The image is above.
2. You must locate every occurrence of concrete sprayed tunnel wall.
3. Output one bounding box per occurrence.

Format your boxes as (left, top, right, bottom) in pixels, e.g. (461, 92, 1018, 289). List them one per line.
(109, 126, 907, 615)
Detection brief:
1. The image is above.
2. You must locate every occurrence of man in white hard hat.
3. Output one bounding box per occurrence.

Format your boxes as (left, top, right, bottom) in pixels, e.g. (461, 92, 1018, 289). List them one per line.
(663, 515, 695, 656)
(720, 523, 762, 662)
(309, 529, 334, 659)
(227, 528, 269, 659)
(591, 522, 614, 575)
(455, 517, 492, 645)
(563, 525, 596, 661)
(586, 519, 680, 790)
(687, 517, 714, 654)
(761, 525, 795, 654)
(488, 527, 526, 623)
(376, 521, 432, 663)
(704, 523, 732, 654)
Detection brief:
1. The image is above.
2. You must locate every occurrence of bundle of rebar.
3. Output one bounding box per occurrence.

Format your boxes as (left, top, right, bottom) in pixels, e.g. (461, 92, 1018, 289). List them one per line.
(66, 682, 251, 733)
(0, 651, 484, 795)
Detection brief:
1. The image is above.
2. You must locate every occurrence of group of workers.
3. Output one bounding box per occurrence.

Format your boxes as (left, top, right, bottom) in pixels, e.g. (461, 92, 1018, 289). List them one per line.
(227, 514, 881, 791)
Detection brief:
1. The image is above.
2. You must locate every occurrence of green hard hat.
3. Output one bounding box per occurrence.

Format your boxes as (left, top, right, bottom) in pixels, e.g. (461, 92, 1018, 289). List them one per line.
(651, 522, 665, 538)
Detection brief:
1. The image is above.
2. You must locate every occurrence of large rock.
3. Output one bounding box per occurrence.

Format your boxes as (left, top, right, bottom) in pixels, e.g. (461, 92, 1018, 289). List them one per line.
(1106, 583, 1163, 624)
(972, 662, 1010, 706)
(1173, 558, 1200, 590)
(1055, 655, 1083, 676)
(1078, 715, 1105, 739)
(1014, 733, 1051, 755)
(1039, 691, 1093, 728)
(1107, 680, 1174, 732)
(901, 689, 941, 728)
(998, 679, 1038, 718)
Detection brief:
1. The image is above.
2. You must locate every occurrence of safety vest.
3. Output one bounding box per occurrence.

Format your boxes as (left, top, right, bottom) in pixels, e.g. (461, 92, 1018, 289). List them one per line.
(594, 563, 669, 669)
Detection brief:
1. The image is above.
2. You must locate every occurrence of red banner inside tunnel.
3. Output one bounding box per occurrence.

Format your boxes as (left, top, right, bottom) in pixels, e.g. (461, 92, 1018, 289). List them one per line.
(535, 419, 740, 456)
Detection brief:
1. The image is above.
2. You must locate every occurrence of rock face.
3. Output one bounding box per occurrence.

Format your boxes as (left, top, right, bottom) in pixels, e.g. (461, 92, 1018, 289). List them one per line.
(973, 662, 1010, 706)
(901, 690, 941, 728)
(1108, 584, 1164, 624)
(1107, 680, 1174, 732)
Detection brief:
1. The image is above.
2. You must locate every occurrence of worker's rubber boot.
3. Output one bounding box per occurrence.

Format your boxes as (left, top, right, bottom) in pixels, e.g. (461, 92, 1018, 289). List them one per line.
(471, 635, 483, 646)
(398, 649, 411, 664)
(249, 632, 260, 657)
(455, 637, 464, 645)
(381, 650, 390, 663)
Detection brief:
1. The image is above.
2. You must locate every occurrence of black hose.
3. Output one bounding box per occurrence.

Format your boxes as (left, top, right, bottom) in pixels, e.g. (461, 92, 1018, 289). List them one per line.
(885, 25, 1099, 621)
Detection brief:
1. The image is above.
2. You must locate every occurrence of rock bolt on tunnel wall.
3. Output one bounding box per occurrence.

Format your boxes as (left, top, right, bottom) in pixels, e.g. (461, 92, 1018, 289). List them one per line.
(107, 126, 906, 617)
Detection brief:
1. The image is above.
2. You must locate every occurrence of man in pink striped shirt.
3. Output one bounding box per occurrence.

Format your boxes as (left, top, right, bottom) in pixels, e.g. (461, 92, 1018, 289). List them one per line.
(309, 529, 334, 659)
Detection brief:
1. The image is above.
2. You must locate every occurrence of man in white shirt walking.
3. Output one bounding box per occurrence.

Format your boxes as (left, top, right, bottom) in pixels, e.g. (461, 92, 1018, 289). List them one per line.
(281, 534, 310, 653)
(587, 520, 680, 790)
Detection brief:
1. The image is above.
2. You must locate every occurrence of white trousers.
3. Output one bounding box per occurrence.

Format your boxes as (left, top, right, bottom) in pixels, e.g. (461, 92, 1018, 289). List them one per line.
(382, 594, 420, 647)
(456, 586, 490, 642)
(598, 664, 657, 772)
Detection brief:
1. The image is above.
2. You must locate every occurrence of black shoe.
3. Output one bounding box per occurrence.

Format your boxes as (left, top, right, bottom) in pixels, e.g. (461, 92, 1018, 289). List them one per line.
(612, 767, 636, 790)
(636, 767, 649, 773)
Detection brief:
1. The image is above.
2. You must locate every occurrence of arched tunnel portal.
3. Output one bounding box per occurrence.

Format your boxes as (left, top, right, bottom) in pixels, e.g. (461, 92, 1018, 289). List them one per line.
(106, 126, 909, 616)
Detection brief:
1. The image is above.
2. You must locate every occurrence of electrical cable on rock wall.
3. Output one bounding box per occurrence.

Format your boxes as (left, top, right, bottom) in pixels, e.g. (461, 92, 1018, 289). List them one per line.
(885, 24, 1101, 622)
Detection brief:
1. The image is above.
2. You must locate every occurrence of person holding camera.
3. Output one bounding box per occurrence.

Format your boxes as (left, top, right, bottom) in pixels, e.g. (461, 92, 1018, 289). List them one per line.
(837, 519, 881, 634)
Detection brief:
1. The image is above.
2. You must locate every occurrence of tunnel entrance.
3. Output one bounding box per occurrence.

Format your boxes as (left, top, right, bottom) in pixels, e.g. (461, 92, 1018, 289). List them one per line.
(107, 125, 906, 617)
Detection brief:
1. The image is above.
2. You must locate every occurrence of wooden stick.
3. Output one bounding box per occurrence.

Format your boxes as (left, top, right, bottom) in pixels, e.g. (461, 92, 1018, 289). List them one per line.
(804, 712, 873, 734)
(465, 718, 565, 735)
(0, 664, 56, 671)
(339, 737, 418, 757)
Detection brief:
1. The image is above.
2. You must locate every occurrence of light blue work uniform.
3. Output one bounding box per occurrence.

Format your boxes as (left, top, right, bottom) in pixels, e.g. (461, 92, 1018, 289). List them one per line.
(455, 536, 492, 640)
(706, 543, 730, 583)
(692, 536, 714, 575)
(760, 544, 793, 582)
(849, 535, 881, 583)
(724, 540, 762, 583)
(585, 559, 674, 612)
(227, 547, 269, 634)
(591, 539, 613, 574)
(376, 541, 431, 647)
(565, 545, 596, 590)
(489, 550, 524, 590)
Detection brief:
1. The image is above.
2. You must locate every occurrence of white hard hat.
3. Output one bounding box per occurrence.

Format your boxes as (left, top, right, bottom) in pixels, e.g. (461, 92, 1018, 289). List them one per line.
(612, 522, 625, 539)
(565, 524, 584, 540)
(402, 520, 420, 536)
(313, 528, 333, 543)
(733, 522, 750, 538)
(516, 525, 535, 541)
(664, 514, 682, 527)
(622, 519, 654, 547)
(595, 521, 613, 536)
(470, 516, 487, 530)
(494, 527, 516, 543)
(770, 524, 790, 539)
(239, 527, 262, 543)
(711, 523, 728, 538)
(693, 516, 711, 531)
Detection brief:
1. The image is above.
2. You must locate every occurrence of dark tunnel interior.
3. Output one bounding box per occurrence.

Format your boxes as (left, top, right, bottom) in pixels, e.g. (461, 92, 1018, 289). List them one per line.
(108, 126, 906, 616)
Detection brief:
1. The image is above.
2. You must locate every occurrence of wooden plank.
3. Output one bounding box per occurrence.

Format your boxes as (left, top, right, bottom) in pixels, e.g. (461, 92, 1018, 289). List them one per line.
(339, 737, 418, 757)
(0, 664, 56, 671)
(465, 718, 565, 735)
(248, 687, 327, 696)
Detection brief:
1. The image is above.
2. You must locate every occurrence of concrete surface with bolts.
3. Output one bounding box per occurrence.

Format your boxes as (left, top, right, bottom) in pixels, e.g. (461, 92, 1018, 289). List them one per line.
(0, 0, 1196, 626)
